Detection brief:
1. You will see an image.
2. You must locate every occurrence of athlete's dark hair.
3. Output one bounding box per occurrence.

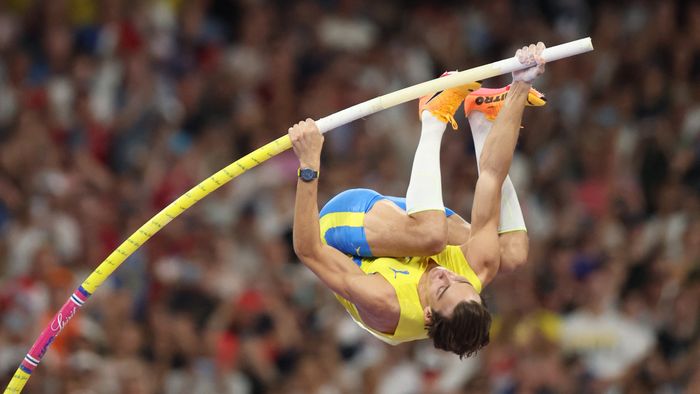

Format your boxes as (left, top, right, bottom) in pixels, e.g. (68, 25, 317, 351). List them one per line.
(426, 299, 491, 359)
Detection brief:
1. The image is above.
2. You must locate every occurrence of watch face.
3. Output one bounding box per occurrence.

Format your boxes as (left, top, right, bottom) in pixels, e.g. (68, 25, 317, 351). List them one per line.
(300, 168, 316, 181)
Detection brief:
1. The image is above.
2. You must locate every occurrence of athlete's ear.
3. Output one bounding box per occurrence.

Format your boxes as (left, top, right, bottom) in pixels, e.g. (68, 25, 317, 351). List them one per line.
(423, 306, 432, 325)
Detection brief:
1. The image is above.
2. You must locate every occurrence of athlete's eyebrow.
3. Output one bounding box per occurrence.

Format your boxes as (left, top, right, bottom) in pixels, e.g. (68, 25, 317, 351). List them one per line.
(458, 279, 473, 287)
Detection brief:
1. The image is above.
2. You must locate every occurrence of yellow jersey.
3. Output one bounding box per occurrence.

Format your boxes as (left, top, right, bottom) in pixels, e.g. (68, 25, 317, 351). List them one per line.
(334, 245, 482, 345)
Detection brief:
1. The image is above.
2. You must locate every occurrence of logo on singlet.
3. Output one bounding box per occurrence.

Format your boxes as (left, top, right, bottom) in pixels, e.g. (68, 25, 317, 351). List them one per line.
(389, 267, 409, 279)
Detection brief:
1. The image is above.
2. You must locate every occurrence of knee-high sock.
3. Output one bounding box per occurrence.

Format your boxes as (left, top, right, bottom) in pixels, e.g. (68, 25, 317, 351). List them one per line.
(406, 111, 447, 214)
(468, 111, 527, 233)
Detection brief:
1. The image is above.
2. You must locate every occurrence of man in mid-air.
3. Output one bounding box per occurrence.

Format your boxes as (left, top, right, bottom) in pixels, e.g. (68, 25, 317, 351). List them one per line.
(290, 43, 546, 357)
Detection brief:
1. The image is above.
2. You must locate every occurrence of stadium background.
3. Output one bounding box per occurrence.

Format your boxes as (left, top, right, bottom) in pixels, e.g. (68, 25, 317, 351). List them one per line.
(0, 0, 699, 393)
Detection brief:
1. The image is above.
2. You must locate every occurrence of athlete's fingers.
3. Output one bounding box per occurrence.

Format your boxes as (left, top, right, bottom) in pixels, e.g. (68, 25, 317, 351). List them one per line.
(298, 119, 323, 147)
(535, 41, 545, 56)
(304, 118, 320, 134)
(303, 119, 320, 137)
(528, 43, 536, 55)
(289, 117, 324, 164)
(289, 125, 299, 140)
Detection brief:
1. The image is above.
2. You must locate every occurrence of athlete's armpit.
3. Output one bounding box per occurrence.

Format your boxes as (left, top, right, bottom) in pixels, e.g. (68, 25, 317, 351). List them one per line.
(344, 274, 399, 333)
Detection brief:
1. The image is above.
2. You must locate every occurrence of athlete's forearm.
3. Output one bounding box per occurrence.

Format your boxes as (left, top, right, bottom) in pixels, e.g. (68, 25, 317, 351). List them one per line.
(292, 172, 366, 299)
(478, 81, 530, 181)
(293, 164, 323, 259)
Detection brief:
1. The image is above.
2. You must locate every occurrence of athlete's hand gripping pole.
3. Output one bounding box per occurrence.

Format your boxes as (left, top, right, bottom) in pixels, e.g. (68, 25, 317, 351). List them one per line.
(4, 37, 593, 393)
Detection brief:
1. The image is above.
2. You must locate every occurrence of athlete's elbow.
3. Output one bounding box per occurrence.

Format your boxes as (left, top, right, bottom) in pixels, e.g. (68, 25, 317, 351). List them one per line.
(479, 164, 507, 184)
(293, 239, 321, 261)
(499, 234, 529, 273)
(292, 242, 312, 260)
(499, 255, 527, 273)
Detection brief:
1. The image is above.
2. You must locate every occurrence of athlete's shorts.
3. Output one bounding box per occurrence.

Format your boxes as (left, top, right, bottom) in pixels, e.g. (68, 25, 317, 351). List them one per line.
(319, 188, 455, 260)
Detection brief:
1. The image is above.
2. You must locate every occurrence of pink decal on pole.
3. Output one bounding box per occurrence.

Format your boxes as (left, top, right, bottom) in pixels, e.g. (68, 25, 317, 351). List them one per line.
(24, 287, 88, 370)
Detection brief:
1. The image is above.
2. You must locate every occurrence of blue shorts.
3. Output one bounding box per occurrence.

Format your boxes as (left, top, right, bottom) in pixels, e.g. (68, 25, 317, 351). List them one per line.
(319, 188, 455, 261)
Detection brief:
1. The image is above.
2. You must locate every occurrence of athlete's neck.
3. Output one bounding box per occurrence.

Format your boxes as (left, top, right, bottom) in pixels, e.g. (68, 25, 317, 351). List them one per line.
(417, 260, 439, 310)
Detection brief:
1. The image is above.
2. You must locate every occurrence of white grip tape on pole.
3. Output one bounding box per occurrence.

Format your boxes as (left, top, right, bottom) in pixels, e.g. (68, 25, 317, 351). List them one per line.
(316, 37, 593, 134)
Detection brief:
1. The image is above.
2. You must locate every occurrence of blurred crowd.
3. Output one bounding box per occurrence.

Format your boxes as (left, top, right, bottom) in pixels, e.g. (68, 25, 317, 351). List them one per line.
(0, 0, 699, 393)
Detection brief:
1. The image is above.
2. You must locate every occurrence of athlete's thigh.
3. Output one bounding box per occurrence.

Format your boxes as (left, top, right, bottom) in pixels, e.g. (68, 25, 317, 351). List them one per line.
(364, 200, 465, 256)
(364, 200, 419, 256)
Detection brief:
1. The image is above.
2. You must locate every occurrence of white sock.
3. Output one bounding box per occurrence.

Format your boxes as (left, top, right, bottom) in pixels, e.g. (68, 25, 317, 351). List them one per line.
(468, 111, 527, 233)
(406, 111, 447, 214)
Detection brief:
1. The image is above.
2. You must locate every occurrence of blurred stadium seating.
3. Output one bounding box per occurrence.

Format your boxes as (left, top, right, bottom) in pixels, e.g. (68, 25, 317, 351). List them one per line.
(0, 1, 698, 393)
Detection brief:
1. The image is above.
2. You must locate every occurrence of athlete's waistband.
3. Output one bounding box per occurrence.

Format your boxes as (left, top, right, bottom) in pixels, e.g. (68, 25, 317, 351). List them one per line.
(320, 188, 385, 216)
(320, 188, 455, 217)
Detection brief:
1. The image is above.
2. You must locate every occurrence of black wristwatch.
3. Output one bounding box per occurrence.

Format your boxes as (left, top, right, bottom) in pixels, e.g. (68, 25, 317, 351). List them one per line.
(298, 167, 319, 182)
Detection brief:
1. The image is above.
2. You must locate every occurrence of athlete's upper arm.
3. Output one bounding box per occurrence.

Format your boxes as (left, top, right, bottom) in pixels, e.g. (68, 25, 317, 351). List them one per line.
(297, 244, 367, 300)
(469, 173, 501, 234)
(344, 273, 395, 313)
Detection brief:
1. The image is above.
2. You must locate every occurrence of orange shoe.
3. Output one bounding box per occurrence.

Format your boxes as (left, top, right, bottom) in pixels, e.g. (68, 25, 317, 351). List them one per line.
(418, 71, 482, 130)
(464, 85, 546, 121)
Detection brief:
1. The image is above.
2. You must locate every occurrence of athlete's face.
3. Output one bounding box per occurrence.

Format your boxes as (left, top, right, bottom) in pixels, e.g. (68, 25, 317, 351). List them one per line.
(424, 267, 480, 321)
